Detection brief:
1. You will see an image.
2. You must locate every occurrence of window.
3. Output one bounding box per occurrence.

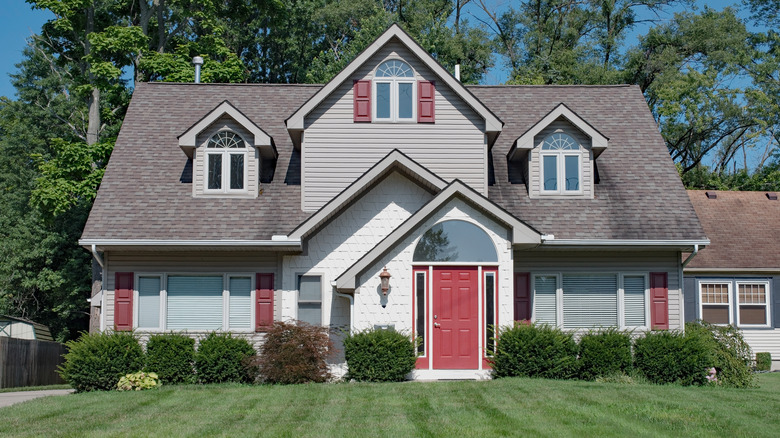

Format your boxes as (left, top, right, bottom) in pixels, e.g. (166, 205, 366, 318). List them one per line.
(699, 279, 771, 327)
(134, 274, 254, 331)
(540, 132, 581, 194)
(415, 271, 426, 355)
(297, 275, 322, 325)
(205, 131, 248, 193)
(485, 272, 496, 353)
(413, 220, 498, 263)
(374, 60, 415, 122)
(533, 273, 649, 329)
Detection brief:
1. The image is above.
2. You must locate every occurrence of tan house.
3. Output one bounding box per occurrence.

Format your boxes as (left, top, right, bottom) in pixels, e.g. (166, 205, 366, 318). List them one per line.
(80, 25, 707, 379)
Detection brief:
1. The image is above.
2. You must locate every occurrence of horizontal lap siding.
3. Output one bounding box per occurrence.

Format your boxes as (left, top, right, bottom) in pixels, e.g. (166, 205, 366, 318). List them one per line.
(514, 250, 682, 329)
(194, 117, 258, 197)
(303, 41, 486, 212)
(741, 330, 780, 370)
(104, 251, 279, 331)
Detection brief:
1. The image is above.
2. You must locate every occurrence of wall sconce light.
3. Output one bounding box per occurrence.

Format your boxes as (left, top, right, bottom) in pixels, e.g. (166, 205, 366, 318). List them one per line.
(379, 267, 391, 296)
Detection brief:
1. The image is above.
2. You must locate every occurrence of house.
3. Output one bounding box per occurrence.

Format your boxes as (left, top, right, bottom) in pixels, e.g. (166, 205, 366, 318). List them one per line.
(683, 190, 780, 371)
(79, 25, 707, 379)
(0, 315, 54, 342)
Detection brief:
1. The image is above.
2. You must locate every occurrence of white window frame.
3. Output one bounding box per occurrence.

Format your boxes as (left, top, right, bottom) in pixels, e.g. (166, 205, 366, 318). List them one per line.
(539, 132, 583, 196)
(203, 131, 250, 195)
(414, 270, 427, 358)
(132, 273, 256, 333)
(373, 61, 416, 123)
(735, 280, 771, 327)
(531, 272, 650, 330)
(297, 274, 324, 326)
(698, 281, 733, 326)
(484, 270, 498, 354)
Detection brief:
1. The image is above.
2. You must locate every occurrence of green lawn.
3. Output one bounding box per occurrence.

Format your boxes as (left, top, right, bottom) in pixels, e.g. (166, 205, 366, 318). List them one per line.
(2, 374, 779, 437)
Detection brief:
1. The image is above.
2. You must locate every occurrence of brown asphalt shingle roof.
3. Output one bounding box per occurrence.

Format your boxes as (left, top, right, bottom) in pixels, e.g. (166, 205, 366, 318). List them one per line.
(82, 82, 705, 242)
(685, 190, 780, 269)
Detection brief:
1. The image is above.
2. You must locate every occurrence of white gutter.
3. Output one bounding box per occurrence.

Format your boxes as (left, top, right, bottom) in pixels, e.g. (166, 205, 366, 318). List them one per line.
(681, 244, 700, 268)
(540, 239, 710, 247)
(79, 239, 302, 248)
(90, 244, 106, 332)
(91, 244, 104, 268)
(333, 285, 354, 335)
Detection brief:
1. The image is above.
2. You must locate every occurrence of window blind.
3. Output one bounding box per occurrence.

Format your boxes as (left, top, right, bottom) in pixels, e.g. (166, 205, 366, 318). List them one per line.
(534, 276, 557, 325)
(138, 277, 161, 329)
(229, 277, 251, 329)
(624, 276, 646, 327)
(562, 274, 617, 328)
(167, 276, 223, 330)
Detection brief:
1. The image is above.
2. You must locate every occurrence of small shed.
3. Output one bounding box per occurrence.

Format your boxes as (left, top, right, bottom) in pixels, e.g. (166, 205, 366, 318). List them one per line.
(0, 315, 54, 341)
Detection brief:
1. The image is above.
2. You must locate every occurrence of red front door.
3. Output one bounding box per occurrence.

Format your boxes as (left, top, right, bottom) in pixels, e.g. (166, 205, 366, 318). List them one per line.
(432, 266, 479, 369)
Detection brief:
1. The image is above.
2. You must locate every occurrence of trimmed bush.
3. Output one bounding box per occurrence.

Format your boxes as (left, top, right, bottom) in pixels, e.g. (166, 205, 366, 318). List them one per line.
(194, 332, 255, 384)
(251, 321, 333, 384)
(633, 330, 711, 386)
(344, 328, 417, 382)
(145, 333, 196, 384)
(491, 323, 578, 379)
(578, 328, 633, 380)
(756, 352, 772, 371)
(58, 331, 145, 392)
(685, 321, 754, 387)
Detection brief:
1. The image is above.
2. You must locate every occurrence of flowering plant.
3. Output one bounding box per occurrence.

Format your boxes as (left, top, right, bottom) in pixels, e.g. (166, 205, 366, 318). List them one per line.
(117, 371, 161, 391)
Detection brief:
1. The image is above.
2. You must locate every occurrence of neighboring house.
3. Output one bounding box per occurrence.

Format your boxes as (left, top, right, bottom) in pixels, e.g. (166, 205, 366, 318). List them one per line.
(683, 190, 780, 371)
(0, 315, 54, 341)
(79, 25, 707, 379)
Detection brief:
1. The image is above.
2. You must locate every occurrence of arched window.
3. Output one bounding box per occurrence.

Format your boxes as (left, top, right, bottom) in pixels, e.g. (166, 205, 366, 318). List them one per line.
(205, 131, 248, 192)
(540, 132, 581, 193)
(374, 60, 415, 122)
(413, 220, 498, 263)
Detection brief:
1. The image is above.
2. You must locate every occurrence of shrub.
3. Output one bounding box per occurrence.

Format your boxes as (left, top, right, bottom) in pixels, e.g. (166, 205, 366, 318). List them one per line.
(194, 332, 255, 384)
(756, 352, 772, 371)
(117, 371, 161, 391)
(343, 328, 417, 382)
(578, 328, 633, 380)
(145, 333, 196, 384)
(250, 321, 333, 384)
(685, 321, 754, 387)
(633, 330, 711, 386)
(58, 331, 145, 392)
(491, 322, 578, 379)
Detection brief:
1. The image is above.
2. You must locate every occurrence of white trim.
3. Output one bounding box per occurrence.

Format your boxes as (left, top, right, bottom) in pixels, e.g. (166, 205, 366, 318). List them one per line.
(410, 369, 492, 380)
(477, 265, 483, 371)
(540, 239, 709, 249)
(297, 273, 324, 326)
(413, 270, 428, 358)
(698, 280, 733, 326)
(372, 64, 417, 123)
(539, 151, 583, 195)
(203, 148, 250, 195)
(81, 239, 301, 249)
(735, 280, 771, 328)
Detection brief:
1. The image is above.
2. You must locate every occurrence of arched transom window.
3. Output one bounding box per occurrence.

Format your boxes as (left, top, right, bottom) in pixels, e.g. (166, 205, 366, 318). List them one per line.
(205, 131, 248, 193)
(541, 132, 581, 194)
(374, 60, 415, 122)
(413, 220, 498, 263)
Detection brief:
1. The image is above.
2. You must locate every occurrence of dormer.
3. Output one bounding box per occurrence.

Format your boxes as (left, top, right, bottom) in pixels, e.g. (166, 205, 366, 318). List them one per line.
(178, 101, 275, 198)
(508, 103, 608, 199)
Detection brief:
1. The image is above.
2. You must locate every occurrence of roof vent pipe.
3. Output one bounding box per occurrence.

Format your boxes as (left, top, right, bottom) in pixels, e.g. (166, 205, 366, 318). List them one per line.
(193, 56, 204, 83)
(455, 64, 461, 81)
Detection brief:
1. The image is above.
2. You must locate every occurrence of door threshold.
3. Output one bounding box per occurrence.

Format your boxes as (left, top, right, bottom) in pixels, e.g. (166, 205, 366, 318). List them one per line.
(410, 369, 492, 381)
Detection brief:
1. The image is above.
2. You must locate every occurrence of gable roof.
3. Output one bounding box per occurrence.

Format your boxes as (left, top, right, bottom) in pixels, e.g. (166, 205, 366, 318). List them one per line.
(336, 179, 542, 290)
(685, 190, 780, 271)
(508, 102, 609, 160)
(285, 24, 503, 135)
(288, 149, 447, 240)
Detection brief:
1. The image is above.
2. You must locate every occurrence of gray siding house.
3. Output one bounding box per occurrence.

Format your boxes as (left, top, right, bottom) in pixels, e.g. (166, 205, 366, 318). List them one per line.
(80, 25, 707, 379)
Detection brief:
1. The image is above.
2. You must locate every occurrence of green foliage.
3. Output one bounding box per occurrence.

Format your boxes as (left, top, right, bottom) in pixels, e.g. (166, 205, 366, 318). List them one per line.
(343, 328, 417, 382)
(116, 371, 161, 391)
(577, 328, 633, 380)
(251, 321, 333, 384)
(58, 331, 145, 392)
(680, 163, 780, 191)
(194, 332, 255, 384)
(685, 321, 755, 387)
(491, 322, 578, 379)
(756, 352, 772, 371)
(633, 330, 711, 386)
(145, 333, 196, 385)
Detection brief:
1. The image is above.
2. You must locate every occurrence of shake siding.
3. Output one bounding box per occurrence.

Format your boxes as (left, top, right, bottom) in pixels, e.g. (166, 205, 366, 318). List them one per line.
(302, 41, 486, 212)
(193, 116, 259, 197)
(104, 251, 279, 347)
(514, 251, 682, 329)
(528, 120, 594, 199)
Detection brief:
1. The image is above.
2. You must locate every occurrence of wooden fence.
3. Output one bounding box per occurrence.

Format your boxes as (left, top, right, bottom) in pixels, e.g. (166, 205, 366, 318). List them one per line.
(0, 337, 67, 388)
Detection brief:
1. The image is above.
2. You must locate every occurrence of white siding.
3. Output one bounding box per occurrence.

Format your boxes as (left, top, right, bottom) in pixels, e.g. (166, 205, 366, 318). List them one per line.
(514, 250, 683, 330)
(193, 116, 259, 198)
(528, 119, 594, 199)
(742, 330, 780, 371)
(302, 41, 487, 211)
(104, 251, 279, 350)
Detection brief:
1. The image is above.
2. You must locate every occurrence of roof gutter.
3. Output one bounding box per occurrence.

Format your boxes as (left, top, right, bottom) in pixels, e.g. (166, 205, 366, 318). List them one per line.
(90, 244, 104, 268)
(79, 238, 302, 250)
(539, 238, 709, 249)
(681, 244, 700, 268)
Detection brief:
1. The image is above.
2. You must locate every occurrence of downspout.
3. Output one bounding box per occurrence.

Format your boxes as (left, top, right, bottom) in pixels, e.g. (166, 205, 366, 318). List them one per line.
(334, 287, 354, 335)
(91, 245, 106, 331)
(682, 244, 699, 268)
(680, 244, 699, 333)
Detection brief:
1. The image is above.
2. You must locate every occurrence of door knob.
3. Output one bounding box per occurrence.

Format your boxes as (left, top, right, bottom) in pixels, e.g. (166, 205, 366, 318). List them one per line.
(434, 322, 440, 328)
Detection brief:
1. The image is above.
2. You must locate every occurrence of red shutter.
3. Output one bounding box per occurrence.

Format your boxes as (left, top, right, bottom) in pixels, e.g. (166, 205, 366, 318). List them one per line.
(256, 273, 274, 331)
(418, 81, 435, 123)
(514, 272, 531, 322)
(353, 80, 371, 122)
(114, 272, 134, 331)
(650, 272, 669, 330)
